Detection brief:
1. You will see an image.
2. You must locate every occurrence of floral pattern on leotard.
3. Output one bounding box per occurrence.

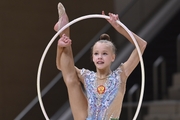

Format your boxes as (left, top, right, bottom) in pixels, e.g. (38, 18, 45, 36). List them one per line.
(80, 67, 122, 120)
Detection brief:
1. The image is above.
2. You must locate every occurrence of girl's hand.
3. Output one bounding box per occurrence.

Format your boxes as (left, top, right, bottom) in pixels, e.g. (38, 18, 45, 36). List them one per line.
(102, 11, 121, 30)
(58, 34, 72, 47)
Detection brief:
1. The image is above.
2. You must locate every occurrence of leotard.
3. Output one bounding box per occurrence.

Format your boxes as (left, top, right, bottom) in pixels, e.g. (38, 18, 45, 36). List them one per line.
(81, 67, 125, 120)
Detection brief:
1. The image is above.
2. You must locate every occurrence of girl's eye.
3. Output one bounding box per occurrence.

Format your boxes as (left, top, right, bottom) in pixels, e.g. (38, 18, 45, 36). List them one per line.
(103, 53, 107, 55)
(94, 53, 98, 55)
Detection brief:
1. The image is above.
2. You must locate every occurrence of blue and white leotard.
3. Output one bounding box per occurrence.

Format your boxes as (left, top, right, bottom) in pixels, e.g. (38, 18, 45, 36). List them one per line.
(81, 67, 124, 120)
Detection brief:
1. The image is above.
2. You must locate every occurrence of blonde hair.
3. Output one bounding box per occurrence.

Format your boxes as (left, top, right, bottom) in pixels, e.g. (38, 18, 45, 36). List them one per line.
(92, 33, 116, 54)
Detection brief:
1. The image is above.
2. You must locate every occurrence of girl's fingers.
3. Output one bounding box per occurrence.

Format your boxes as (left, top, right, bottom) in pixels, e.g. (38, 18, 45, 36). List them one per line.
(102, 11, 105, 15)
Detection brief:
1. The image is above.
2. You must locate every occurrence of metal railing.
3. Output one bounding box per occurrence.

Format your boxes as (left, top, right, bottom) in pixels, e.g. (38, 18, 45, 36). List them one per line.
(177, 34, 180, 72)
(153, 56, 166, 100)
(127, 84, 139, 120)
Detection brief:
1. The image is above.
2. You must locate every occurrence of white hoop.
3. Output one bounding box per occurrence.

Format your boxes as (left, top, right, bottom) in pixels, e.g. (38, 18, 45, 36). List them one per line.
(37, 14, 145, 120)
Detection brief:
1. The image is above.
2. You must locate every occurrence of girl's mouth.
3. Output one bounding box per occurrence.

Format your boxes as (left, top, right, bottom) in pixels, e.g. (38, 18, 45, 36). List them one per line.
(97, 61, 104, 64)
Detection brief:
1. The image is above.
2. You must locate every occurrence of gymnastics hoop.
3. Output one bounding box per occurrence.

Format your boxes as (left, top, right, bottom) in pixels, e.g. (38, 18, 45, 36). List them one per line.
(37, 14, 145, 120)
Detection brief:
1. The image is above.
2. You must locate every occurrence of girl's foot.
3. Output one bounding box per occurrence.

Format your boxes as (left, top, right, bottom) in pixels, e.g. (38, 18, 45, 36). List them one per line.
(54, 2, 69, 36)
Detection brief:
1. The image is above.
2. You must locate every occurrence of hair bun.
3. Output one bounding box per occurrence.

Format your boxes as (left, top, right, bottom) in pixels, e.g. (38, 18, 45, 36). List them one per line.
(99, 33, 111, 41)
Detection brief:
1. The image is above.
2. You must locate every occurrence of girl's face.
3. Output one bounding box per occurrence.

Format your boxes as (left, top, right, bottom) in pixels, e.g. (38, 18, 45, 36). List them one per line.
(92, 42, 115, 70)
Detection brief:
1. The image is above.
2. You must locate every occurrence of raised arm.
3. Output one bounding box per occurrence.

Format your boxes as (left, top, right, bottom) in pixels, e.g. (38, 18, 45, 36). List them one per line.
(103, 11, 147, 78)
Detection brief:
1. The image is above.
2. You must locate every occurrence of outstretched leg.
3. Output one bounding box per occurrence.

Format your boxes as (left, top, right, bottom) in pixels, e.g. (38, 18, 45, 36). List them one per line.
(55, 3, 87, 120)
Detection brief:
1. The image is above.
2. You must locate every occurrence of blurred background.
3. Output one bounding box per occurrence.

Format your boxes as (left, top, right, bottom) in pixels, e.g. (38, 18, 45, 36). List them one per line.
(0, 0, 180, 120)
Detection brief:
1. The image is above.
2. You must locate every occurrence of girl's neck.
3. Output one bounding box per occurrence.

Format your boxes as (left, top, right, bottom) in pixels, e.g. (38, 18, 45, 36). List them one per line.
(96, 68, 112, 80)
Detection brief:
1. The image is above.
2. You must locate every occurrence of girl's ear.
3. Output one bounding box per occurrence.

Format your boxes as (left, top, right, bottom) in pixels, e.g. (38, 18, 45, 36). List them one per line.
(111, 54, 115, 62)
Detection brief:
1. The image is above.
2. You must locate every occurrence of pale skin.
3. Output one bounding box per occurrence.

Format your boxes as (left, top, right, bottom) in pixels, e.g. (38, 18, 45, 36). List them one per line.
(55, 5, 147, 119)
(54, 3, 87, 120)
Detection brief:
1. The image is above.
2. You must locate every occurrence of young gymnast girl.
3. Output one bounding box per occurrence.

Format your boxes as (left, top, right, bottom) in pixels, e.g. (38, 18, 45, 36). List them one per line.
(54, 2, 147, 120)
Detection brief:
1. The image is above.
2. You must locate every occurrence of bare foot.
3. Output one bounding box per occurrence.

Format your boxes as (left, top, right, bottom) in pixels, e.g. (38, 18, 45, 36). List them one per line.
(54, 2, 69, 37)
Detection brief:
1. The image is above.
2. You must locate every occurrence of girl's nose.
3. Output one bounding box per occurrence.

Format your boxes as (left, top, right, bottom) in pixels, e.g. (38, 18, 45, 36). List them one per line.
(98, 54, 102, 59)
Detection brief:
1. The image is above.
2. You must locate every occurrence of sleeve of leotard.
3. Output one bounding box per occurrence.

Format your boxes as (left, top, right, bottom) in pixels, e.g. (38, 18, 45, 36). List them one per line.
(80, 68, 86, 77)
(114, 63, 123, 74)
(80, 68, 91, 78)
(80, 68, 93, 80)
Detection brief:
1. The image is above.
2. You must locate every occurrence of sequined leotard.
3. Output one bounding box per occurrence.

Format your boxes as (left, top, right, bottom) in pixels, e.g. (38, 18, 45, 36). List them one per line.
(81, 67, 125, 120)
